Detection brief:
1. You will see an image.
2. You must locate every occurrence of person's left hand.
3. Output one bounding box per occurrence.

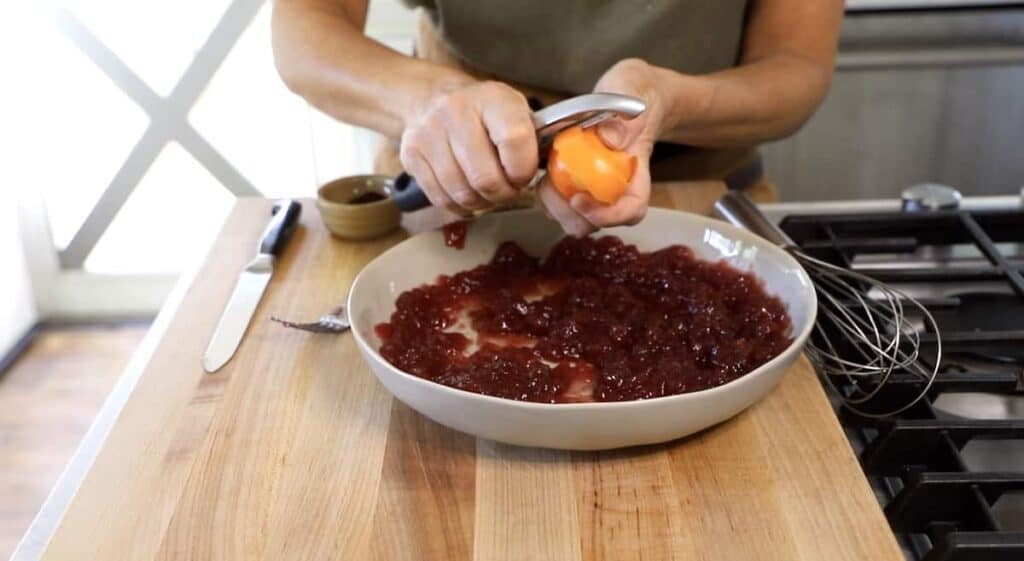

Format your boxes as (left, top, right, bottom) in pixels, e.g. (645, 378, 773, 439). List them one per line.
(537, 58, 666, 237)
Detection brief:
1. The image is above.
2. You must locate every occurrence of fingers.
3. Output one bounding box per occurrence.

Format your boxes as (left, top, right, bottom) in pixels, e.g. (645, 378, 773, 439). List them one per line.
(400, 120, 488, 214)
(476, 85, 539, 188)
(593, 58, 665, 150)
(576, 153, 651, 226)
(538, 146, 651, 235)
(399, 81, 539, 213)
(446, 112, 519, 205)
(400, 147, 468, 216)
(536, 179, 597, 238)
(399, 75, 650, 230)
(571, 191, 648, 226)
(595, 118, 631, 151)
(435, 139, 489, 211)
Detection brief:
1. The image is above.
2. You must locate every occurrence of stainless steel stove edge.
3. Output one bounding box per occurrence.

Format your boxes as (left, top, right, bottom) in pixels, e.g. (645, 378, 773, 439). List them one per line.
(758, 194, 1022, 224)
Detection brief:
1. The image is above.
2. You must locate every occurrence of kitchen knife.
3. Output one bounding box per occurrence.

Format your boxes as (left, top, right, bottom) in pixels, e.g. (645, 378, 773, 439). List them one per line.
(388, 93, 646, 212)
(202, 200, 302, 373)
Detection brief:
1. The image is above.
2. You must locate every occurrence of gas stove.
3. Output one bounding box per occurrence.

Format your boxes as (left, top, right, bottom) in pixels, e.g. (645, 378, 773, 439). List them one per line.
(761, 185, 1024, 561)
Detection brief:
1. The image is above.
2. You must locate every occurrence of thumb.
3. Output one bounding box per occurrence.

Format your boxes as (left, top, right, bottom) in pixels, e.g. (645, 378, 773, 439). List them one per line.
(596, 117, 641, 151)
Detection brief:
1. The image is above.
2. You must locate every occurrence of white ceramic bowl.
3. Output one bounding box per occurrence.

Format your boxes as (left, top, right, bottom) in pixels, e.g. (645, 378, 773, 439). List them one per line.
(348, 208, 816, 450)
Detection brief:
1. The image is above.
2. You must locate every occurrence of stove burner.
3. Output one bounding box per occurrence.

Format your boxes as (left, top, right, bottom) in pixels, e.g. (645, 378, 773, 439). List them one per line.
(780, 205, 1024, 561)
(945, 350, 1024, 367)
(932, 292, 1024, 334)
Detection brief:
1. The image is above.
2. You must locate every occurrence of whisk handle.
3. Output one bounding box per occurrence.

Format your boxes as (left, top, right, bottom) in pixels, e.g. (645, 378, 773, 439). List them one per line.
(713, 191, 796, 249)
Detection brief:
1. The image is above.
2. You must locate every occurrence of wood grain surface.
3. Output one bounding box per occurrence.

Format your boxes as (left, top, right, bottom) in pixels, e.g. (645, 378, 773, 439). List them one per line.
(0, 324, 148, 561)
(18, 185, 903, 561)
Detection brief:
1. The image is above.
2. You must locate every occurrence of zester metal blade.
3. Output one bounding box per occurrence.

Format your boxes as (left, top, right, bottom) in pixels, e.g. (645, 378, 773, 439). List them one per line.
(202, 254, 274, 372)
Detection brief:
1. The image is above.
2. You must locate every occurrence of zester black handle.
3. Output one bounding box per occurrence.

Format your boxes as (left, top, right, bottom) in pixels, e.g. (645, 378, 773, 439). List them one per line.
(390, 172, 432, 212)
(259, 199, 302, 256)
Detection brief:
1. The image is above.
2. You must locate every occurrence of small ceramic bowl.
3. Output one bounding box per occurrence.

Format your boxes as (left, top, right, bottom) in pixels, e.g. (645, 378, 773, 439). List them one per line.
(316, 175, 401, 240)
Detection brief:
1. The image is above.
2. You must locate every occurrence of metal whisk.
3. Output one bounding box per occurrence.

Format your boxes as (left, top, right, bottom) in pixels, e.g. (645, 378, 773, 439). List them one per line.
(714, 191, 941, 418)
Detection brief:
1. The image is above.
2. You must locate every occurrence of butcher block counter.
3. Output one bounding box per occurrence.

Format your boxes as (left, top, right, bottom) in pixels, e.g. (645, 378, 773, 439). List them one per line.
(13, 184, 903, 561)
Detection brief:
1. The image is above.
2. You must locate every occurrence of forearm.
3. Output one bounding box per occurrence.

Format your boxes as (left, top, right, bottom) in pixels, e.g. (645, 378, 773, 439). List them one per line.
(271, 0, 473, 138)
(654, 53, 833, 147)
(652, 0, 842, 148)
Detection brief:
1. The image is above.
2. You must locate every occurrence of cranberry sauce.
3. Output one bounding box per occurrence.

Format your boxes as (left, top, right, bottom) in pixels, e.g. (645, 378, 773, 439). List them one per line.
(374, 236, 793, 403)
(442, 220, 469, 249)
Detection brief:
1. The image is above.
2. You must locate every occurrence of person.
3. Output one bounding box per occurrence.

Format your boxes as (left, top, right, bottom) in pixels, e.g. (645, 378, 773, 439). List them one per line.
(272, 0, 843, 236)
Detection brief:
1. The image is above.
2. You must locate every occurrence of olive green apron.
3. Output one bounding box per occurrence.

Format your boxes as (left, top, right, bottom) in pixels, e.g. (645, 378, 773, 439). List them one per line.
(373, 6, 777, 205)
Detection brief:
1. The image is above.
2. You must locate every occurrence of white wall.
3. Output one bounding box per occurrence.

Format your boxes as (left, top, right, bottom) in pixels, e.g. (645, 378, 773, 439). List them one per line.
(0, 4, 41, 348)
(0, 203, 38, 355)
(365, 0, 418, 39)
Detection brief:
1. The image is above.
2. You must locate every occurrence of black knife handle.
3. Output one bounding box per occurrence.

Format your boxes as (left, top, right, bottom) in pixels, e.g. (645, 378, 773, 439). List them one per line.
(260, 200, 302, 256)
(391, 172, 432, 212)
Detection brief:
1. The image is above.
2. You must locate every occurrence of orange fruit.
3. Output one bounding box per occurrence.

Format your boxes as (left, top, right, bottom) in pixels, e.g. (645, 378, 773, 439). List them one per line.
(547, 126, 636, 204)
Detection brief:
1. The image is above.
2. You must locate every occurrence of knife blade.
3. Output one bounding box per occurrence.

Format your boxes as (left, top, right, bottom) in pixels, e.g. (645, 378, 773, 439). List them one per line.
(202, 200, 302, 373)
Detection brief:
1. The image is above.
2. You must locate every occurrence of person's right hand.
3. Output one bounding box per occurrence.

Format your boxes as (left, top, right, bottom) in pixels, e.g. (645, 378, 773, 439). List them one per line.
(400, 81, 539, 215)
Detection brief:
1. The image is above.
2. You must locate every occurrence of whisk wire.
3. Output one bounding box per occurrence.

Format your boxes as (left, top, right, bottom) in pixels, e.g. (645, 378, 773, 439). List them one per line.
(822, 282, 919, 376)
(796, 252, 941, 418)
(714, 192, 942, 419)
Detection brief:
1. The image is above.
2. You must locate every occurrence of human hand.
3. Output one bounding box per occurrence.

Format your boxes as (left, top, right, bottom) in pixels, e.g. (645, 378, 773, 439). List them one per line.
(400, 81, 539, 216)
(537, 59, 665, 236)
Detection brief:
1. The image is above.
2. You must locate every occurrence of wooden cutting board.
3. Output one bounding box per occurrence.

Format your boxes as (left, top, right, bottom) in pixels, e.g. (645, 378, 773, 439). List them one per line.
(18, 188, 903, 561)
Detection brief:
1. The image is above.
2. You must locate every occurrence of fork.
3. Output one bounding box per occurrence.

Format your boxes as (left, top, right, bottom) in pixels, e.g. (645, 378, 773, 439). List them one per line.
(270, 305, 350, 334)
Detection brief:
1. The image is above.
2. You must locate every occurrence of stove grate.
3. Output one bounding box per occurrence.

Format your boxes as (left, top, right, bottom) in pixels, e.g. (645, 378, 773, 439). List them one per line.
(780, 208, 1024, 561)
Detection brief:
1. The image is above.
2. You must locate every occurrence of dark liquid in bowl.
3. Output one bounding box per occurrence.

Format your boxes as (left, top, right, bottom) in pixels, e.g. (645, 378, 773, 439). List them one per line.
(375, 236, 793, 404)
(348, 191, 387, 205)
